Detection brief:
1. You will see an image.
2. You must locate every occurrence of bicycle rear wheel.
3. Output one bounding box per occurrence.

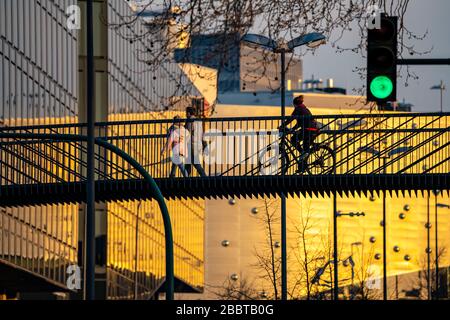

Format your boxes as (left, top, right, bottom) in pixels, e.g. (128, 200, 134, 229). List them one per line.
(279, 147, 290, 175)
(306, 144, 335, 175)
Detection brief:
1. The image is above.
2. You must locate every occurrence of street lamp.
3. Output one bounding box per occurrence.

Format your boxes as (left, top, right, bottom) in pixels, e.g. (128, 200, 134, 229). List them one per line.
(241, 32, 326, 117)
(131, 4, 182, 18)
(241, 32, 326, 301)
(430, 81, 446, 113)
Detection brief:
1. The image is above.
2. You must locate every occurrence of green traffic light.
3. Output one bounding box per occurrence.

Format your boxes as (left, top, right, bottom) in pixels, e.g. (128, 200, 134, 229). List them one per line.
(370, 76, 394, 99)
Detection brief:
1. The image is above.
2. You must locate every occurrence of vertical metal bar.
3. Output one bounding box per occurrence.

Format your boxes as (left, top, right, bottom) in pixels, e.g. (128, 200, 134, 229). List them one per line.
(383, 156, 388, 300)
(280, 49, 287, 301)
(435, 192, 439, 299)
(281, 50, 286, 119)
(333, 192, 338, 300)
(427, 194, 431, 300)
(84, 0, 96, 300)
(134, 201, 141, 300)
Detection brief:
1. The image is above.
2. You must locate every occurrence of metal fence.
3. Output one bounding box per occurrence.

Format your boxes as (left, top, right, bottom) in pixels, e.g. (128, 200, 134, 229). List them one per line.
(1, 113, 449, 185)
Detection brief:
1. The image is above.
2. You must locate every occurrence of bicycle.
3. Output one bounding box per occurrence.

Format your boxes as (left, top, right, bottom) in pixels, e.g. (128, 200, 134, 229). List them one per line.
(277, 128, 336, 175)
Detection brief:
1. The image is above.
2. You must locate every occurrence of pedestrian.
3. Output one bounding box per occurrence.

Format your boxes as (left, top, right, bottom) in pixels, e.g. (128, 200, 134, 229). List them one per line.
(161, 116, 189, 178)
(184, 107, 207, 177)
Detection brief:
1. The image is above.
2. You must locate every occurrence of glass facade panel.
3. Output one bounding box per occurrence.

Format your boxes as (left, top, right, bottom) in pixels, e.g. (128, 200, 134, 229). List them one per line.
(1, 0, 205, 298)
(0, 0, 79, 289)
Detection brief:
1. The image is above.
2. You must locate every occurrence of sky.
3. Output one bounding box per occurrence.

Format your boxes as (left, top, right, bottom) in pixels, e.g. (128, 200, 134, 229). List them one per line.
(301, 0, 450, 112)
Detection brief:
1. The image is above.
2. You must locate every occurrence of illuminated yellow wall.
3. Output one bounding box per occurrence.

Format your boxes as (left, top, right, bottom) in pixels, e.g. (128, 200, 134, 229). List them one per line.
(106, 111, 205, 298)
(198, 96, 450, 299)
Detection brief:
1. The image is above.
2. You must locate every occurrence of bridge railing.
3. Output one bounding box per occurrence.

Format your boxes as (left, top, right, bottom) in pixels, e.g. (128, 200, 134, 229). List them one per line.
(1, 113, 449, 185)
(99, 112, 449, 178)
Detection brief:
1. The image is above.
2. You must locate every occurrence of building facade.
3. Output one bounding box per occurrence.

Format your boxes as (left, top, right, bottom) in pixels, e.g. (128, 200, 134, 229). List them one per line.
(0, 0, 205, 299)
(0, 0, 80, 298)
(174, 32, 303, 94)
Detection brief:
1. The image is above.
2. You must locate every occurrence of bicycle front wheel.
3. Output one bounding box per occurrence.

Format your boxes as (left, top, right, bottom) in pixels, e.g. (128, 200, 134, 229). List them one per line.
(306, 144, 335, 175)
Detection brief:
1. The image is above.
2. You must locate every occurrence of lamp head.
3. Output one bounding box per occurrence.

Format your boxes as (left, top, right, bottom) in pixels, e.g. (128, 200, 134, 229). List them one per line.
(307, 38, 327, 48)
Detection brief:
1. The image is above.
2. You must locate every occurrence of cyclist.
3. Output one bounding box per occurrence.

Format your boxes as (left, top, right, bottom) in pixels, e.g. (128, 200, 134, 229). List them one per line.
(279, 95, 319, 171)
(280, 95, 319, 151)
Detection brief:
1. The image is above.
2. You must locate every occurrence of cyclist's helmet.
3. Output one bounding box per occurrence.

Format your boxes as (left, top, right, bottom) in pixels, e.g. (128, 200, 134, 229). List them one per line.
(293, 95, 304, 107)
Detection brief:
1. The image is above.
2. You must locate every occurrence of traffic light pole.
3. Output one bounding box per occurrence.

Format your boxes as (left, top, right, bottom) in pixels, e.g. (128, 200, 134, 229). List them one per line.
(397, 59, 450, 65)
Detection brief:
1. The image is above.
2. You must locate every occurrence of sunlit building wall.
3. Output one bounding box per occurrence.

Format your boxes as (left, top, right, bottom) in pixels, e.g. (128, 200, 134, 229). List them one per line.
(0, 0, 79, 291)
(197, 95, 450, 300)
(0, 0, 205, 298)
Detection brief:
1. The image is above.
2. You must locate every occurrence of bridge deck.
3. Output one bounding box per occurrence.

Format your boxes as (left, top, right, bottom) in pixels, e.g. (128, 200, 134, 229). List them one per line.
(1, 174, 449, 207)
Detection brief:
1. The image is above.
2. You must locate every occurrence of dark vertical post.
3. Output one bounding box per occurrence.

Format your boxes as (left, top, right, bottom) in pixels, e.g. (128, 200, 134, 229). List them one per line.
(280, 49, 287, 301)
(427, 194, 431, 300)
(281, 50, 286, 119)
(426, 193, 431, 300)
(333, 192, 338, 300)
(134, 202, 141, 300)
(382, 164, 387, 300)
(434, 191, 439, 299)
(440, 81, 443, 113)
(85, 0, 96, 300)
(395, 275, 399, 300)
(382, 191, 388, 300)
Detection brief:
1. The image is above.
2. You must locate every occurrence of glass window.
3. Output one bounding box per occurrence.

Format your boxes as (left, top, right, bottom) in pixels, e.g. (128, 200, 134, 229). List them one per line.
(24, 0, 30, 57)
(0, 0, 6, 38)
(5, 0, 11, 43)
(13, 0, 19, 48)
(17, 62, 23, 120)
(45, 9, 52, 75)
(51, 16, 57, 81)
(9, 61, 16, 121)
(62, 27, 67, 93)
(38, 5, 44, 69)
(0, 54, 3, 123)
(3, 52, 9, 121)
(17, 0, 24, 53)
(57, 24, 61, 85)
(28, 75, 34, 119)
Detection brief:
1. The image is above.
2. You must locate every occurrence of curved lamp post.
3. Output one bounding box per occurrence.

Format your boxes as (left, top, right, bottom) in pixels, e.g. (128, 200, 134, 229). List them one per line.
(0, 132, 174, 300)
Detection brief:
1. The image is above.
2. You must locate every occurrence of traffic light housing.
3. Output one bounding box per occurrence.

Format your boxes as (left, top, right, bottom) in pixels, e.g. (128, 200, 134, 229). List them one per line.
(367, 15, 397, 103)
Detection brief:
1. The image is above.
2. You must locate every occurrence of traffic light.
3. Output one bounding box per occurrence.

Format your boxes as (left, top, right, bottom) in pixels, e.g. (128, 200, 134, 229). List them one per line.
(367, 15, 397, 103)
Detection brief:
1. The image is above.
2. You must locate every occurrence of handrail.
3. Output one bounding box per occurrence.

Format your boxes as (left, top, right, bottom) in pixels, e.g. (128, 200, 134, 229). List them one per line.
(2, 112, 450, 131)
